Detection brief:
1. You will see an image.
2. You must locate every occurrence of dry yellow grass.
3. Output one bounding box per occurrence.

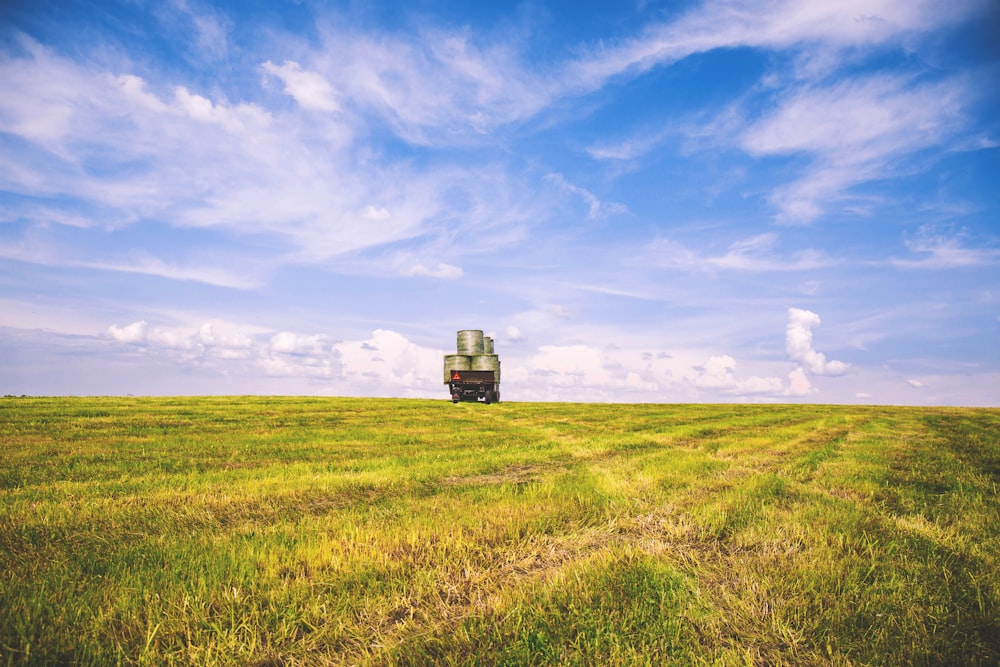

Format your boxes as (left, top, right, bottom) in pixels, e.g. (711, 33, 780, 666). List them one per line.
(1, 397, 998, 665)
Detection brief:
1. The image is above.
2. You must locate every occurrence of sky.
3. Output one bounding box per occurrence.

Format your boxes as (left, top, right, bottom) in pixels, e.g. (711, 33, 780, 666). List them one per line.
(1, 0, 998, 405)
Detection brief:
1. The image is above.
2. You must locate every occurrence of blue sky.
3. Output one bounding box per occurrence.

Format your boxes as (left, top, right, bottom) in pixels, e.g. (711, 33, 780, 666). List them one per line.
(1, 0, 998, 404)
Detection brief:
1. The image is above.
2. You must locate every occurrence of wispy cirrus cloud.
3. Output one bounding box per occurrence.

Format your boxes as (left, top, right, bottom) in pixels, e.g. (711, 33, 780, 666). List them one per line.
(565, 0, 984, 86)
(738, 74, 970, 222)
(305, 22, 549, 144)
(650, 233, 837, 273)
(0, 35, 546, 282)
(275, 1, 988, 149)
(566, 1, 989, 223)
(890, 226, 1000, 269)
(544, 173, 627, 221)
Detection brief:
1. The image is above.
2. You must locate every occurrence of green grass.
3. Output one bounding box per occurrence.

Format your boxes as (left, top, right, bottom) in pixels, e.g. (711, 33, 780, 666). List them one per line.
(1, 397, 998, 665)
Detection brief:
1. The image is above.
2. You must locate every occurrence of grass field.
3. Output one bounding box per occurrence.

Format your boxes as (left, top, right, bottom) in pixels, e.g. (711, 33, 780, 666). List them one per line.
(1, 397, 998, 666)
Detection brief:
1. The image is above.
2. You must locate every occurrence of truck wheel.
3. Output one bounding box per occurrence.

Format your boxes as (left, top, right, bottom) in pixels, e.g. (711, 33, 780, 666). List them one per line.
(484, 390, 492, 405)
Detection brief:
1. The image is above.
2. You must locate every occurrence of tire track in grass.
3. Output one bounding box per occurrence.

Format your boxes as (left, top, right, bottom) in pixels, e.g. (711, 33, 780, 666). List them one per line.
(353, 414, 845, 666)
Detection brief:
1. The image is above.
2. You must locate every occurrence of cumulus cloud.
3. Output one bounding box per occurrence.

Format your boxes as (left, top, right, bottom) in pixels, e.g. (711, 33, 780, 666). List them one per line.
(786, 367, 816, 396)
(333, 329, 443, 388)
(115, 73, 272, 133)
(692, 355, 786, 395)
(105, 322, 445, 393)
(109, 319, 259, 356)
(786, 308, 849, 375)
(270, 332, 331, 355)
(108, 320, 148, 344)
(100, 313, 855, 401)
(505, 342, 791, 401)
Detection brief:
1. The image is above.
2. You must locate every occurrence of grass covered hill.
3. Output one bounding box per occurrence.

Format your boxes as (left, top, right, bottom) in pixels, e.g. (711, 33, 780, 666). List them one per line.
(1, 397, 998, 665)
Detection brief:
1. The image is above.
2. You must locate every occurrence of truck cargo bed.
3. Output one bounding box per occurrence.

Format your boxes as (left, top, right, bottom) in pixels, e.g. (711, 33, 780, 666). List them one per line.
(444, 370, 496, 384)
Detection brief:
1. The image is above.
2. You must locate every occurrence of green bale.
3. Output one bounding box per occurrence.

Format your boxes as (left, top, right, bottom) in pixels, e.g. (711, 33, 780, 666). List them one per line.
(471, 354, 501, 383)
(457, 330, 485, 355)
(443, 354, 472, 384)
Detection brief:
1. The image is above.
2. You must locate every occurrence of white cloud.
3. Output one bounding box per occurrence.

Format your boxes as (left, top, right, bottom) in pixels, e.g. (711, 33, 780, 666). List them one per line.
(276, 0, 986, 148)
(503, 341, 791, 401)
(333, 330, 443, 389)
(164, 0, 232, 62)
(0, 39, 551, 285)
(586, 127, 672, 162)
(560, 0, 977, 99)
(116, 74, 170, 114)
(147, 327, 199, 350)
(88, 255, 262, 289)
(198, 323, 254, 359)
(891, 227, 1000, 269)
(86, 312, 952, 403)
(692, 354, 737, 389)
(307, 23, 549, 144)
(108, 321, 148, 344)
(262, 60, 341, 112)
(270, 332, 330, 356)
(786, 307, 849, 375)
(545, 173, 628, 221)
(191, 12, 230, 62)
(691, 354, 785, 395)
(786, 367, 816, 396)
(402, 262, 464, 279)
(565, 2, 986, 224)
(739, 74, 968, 222)
(3, 1, 983, 290)
(649, 234, 834, 273)
(2, 2, 994, 408)
(362, 206, 392, 221)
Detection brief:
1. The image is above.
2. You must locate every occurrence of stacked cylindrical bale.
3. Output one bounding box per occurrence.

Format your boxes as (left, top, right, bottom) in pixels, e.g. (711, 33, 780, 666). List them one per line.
(442, 354, 472, 383)
(471, 353, 501, 383)
(456, 329, 484, 355)
(444, 329, 500, 384)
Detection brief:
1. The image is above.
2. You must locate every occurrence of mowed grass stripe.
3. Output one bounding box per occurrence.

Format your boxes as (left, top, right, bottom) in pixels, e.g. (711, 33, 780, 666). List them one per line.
(1, 397, 998, 666)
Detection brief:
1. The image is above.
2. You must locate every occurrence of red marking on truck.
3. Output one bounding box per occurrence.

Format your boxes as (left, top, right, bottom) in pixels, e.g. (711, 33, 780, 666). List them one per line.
(452, 371, 462, 380)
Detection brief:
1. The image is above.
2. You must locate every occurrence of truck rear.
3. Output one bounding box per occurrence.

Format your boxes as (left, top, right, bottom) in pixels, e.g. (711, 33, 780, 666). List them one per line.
(447, 369, 500, 404)
(444, 329, 501, 403)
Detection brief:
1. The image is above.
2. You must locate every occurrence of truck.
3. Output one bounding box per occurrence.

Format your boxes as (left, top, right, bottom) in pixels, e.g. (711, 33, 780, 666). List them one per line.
(447, 369, 500, 404)
(444, 329, 501, 403)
